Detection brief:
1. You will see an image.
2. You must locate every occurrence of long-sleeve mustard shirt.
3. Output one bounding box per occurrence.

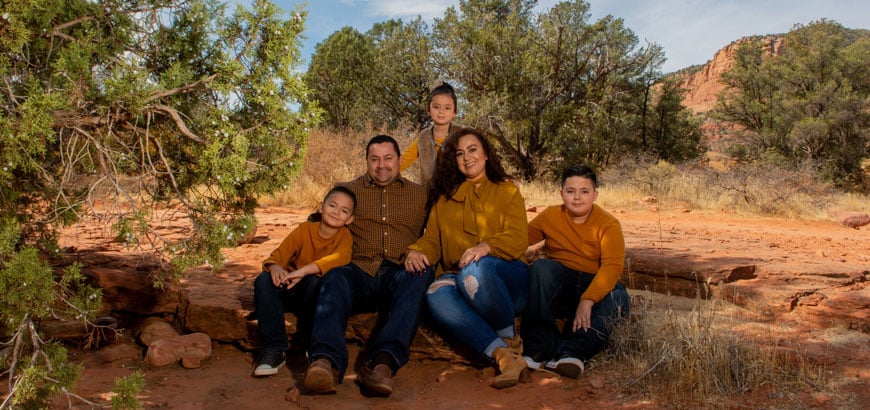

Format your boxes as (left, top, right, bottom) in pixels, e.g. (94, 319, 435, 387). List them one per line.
(528, 204, 625, 302)
(409, 178, 528, 275)
(262, 221, 352, 276)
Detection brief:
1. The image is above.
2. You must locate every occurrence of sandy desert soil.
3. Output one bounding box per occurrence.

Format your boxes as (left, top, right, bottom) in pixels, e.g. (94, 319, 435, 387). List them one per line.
(3, 206, 868, 409)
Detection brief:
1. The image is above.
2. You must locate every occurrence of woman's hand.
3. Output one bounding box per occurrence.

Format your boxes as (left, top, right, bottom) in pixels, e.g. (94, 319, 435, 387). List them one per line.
(404, 250, 430, 274)
(573, 299, 595, 332)
(459, 242, 491, 269)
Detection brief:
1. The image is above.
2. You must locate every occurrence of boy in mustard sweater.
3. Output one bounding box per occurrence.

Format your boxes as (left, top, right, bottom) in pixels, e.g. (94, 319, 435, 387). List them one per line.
(251, 186, 356, 377)
(520, 165, 630, 379)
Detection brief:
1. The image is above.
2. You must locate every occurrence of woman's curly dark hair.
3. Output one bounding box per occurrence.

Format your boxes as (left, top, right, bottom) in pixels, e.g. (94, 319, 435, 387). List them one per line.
(426, 127, 511, 211)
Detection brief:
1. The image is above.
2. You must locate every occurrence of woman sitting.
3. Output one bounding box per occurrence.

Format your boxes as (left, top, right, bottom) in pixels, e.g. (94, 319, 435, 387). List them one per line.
(405, 127, 529, 389)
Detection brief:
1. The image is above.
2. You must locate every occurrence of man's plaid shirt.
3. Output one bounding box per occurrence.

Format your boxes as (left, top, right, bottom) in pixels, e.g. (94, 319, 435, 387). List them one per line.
(341, 174, 428, 275)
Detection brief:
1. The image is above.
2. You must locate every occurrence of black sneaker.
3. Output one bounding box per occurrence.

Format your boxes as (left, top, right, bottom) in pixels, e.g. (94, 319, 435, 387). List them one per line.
(252, 351, 285, 377)
(550, 356, 584, 379)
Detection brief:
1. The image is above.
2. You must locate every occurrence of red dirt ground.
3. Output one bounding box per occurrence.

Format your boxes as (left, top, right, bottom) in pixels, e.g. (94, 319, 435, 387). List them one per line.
(4, 207, 868, 409)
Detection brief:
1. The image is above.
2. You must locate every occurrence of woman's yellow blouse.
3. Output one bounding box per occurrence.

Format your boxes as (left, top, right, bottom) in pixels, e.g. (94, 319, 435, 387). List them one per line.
(409, 178, 528, 275)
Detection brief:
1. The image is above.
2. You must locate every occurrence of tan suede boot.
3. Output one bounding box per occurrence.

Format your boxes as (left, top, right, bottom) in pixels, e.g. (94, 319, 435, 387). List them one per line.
(492, 347, 530, 389)
(502, 334, 522, 351)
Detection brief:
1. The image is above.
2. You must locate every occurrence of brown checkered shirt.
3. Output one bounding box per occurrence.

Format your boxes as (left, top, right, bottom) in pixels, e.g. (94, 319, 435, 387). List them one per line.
(341, 174, 428, 276)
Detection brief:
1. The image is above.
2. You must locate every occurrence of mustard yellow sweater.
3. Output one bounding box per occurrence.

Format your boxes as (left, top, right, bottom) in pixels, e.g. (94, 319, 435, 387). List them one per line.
(528, 204, 625, 302)
(262, 221, 352, 276)
(409, 178, 528, 275)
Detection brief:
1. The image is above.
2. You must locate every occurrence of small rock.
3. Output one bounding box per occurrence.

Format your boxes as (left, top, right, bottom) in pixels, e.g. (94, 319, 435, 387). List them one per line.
(145, 332, 212, 367)
(285, 386, 300, 403)
(813, 392, 832, 405)
(138, 317, 180, 346)
(180, 356, 203, 369)
(94, 341, 142, 364)
(588, 375, 604, 389)
(842, 213, 870, 229)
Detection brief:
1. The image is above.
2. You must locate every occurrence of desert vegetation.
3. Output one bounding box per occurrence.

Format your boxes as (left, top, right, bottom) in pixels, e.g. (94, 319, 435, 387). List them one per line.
(1, 0, 867, 408)
(257, 126, 862, 408)
(273, 127, 869, 221)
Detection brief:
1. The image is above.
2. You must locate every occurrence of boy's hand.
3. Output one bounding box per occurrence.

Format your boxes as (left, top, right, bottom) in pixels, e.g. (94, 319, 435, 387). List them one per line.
(268, 264, 289, 287)
(281, 270, 306, 289)
(573, 299, 595, 332)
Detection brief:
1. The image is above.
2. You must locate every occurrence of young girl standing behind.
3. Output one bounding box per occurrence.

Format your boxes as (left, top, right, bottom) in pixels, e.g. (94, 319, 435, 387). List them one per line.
(400, 82, 458, 185)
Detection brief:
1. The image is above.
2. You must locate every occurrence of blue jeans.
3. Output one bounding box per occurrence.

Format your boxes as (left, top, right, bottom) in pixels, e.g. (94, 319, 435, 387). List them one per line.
(308, 261, 434, 379)
(426, 256, 529, 357)
(521, 258, 630, 362)
(253, 271, 321, 353)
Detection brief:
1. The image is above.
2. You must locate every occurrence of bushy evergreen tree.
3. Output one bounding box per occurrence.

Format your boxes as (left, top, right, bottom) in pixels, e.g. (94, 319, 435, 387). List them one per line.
(304, 0, 693, 179)
(305, 19, 436, 132)
(0, 0, 316, 405)
(716, 20, 869, 191)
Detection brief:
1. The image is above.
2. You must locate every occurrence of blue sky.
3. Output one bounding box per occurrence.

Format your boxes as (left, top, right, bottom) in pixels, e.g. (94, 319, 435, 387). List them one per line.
(269, 0, 869, 73)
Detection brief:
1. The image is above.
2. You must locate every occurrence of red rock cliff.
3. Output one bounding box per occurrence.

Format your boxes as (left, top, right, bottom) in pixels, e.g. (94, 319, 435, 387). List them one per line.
(679, 35, 784, 114)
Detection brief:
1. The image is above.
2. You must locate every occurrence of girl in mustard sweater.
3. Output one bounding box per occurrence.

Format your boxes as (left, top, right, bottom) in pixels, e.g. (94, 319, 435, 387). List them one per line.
(251, 186, 355, 377)
(520, 165, 630, 379)
(406, 127, 529, 389)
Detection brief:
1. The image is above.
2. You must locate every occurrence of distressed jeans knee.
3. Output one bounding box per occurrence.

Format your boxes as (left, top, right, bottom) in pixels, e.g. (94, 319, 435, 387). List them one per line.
(462, 275, 479, 299)
(427, 277, 456, 295)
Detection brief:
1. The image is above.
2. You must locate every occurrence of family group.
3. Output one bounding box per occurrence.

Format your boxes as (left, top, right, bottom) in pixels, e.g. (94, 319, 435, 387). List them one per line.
(249, 83, 631, 397)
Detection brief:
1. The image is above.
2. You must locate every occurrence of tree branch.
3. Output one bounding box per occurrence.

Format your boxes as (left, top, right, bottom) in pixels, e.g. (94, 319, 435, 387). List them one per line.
(147, 104, 207, 144)
(50, 16, 95, 42)
(145, 74, 217, 103)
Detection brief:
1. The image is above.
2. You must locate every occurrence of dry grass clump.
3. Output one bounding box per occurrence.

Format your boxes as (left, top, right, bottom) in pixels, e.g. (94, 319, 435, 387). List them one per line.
(601, 290, 826, 408)
(600, 156, 869, 219)
(263, 128, 870, 221)
(515, 180, 560, 209)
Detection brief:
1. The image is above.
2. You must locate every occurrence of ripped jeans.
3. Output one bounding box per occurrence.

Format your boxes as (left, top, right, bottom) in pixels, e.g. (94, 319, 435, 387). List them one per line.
(426, 256, 529, 358)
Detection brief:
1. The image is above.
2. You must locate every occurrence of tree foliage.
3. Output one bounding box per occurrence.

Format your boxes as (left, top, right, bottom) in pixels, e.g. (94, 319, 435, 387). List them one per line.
(1, 0, 315, 405)
(715, 20, 870, 191)
(305, 19, 436, 131)
(368, 18, 437, 130)
(643, 78, 705, 162)
(1, 0, 317, 271)
(304, 26, 375, 129)
(305, 0, 695, 179)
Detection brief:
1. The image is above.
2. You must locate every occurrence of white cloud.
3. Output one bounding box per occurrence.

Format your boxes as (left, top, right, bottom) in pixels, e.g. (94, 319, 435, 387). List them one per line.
(367, 0, 457, 19)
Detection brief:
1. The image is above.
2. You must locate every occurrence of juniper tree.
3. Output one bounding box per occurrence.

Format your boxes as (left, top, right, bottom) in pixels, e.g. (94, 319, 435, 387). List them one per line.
(715, 20, 870, 191)
(0, 0, 316, 406)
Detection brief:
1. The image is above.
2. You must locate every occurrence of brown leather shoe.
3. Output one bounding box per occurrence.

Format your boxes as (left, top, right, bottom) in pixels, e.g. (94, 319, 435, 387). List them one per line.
(304, 358, 339, 394)
(355, 364, 394, 397)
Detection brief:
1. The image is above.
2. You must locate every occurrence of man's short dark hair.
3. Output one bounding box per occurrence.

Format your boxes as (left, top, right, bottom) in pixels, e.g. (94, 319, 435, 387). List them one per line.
(366, 135, 401, 157)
